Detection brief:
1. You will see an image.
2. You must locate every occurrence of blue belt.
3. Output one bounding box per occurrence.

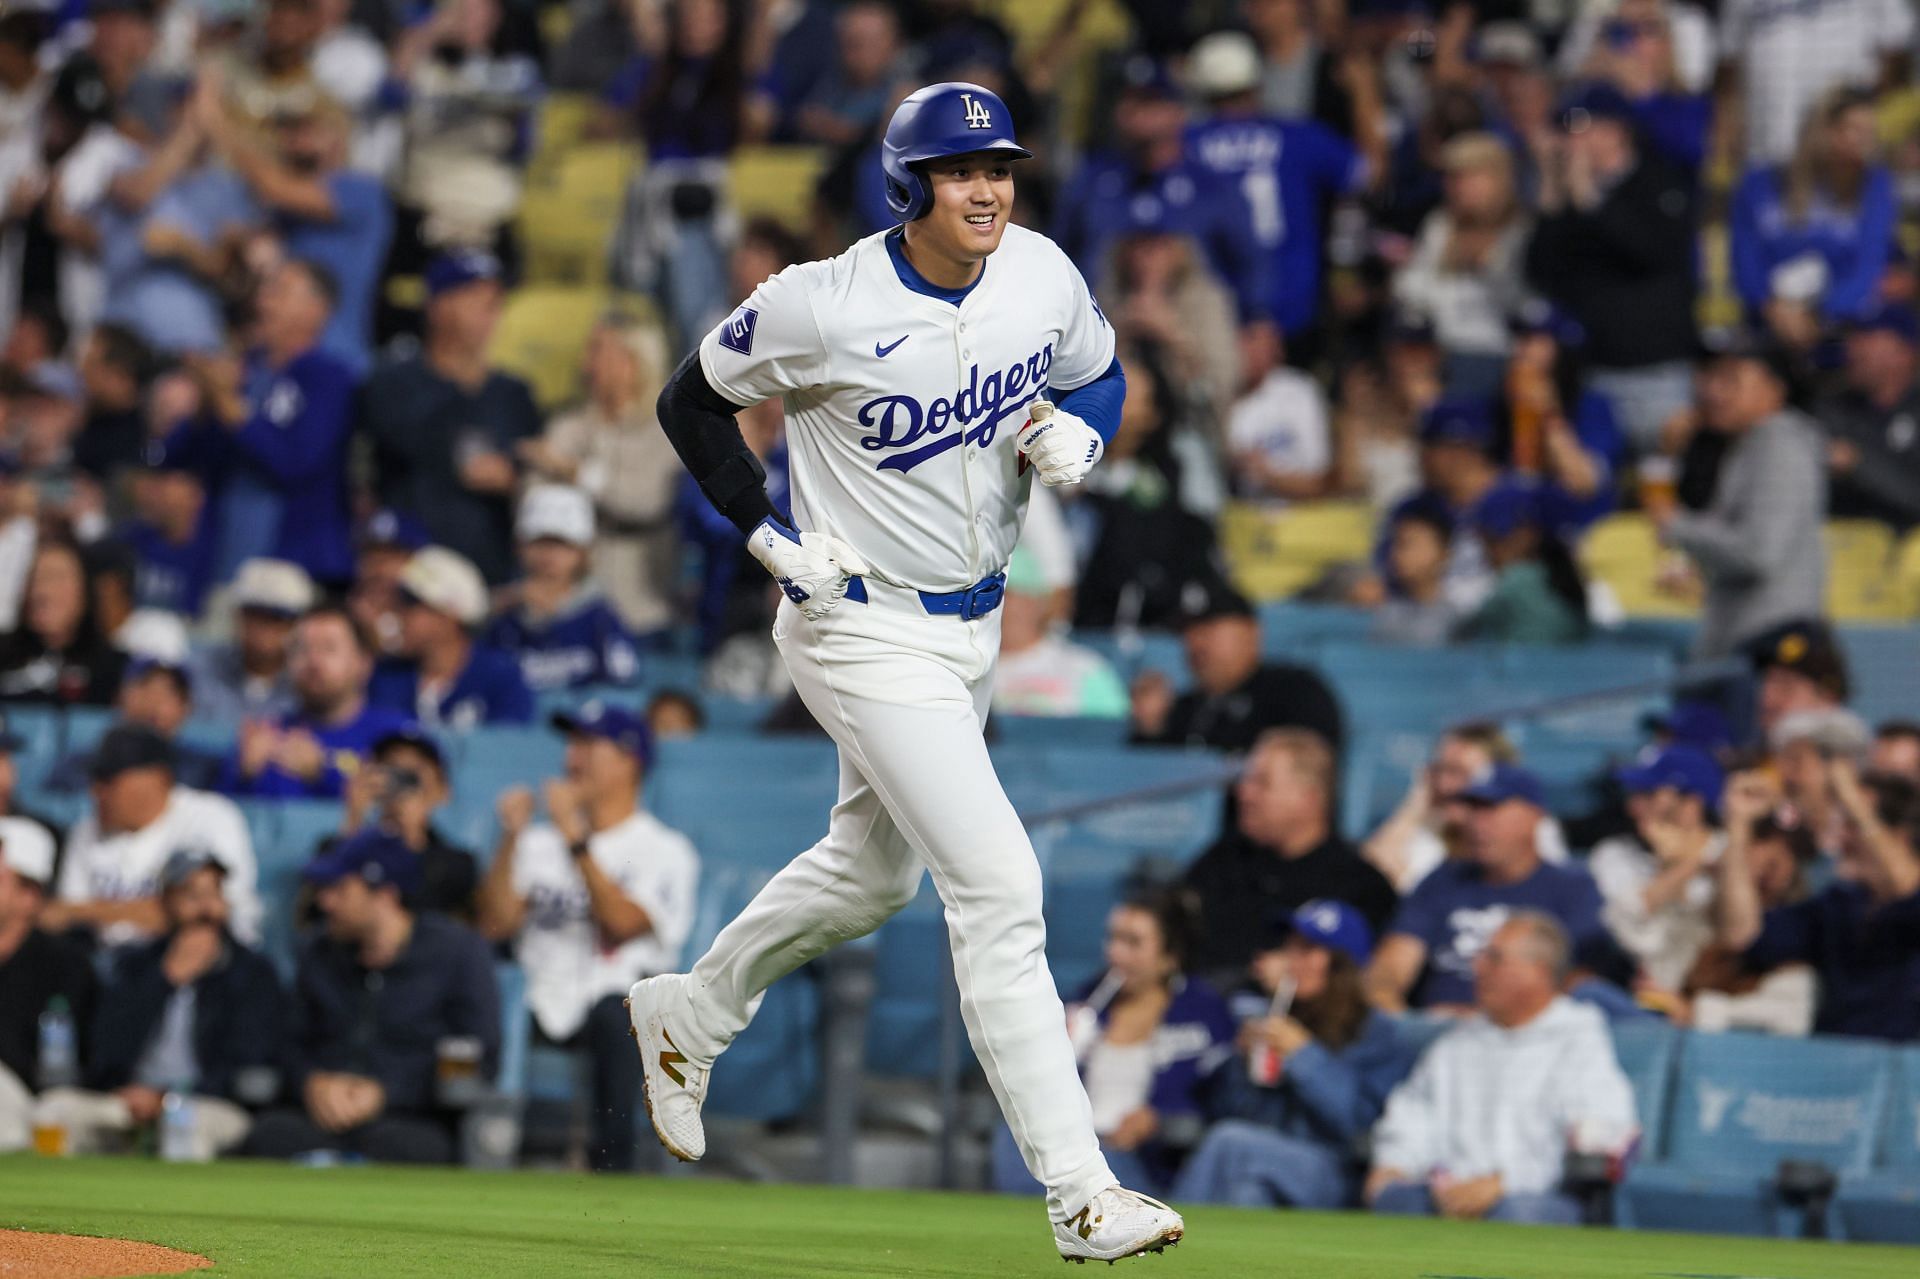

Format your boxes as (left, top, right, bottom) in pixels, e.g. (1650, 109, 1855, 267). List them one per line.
(843, 570, 1007, 621)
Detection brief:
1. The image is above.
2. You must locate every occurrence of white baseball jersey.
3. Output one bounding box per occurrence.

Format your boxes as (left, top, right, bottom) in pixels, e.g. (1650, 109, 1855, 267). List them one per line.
(698, 223, 1116, 592)
(509, 811, 699, 1041)
(57, 787, 262, 946)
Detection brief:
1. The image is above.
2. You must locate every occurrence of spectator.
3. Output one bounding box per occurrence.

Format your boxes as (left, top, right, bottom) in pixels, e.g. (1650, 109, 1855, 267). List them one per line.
(476, 703, 697, 1172)
(115, 438, 215, 619)
(359, 250, 541, 585)
(1717, 0, 1912, 165)
(990, 888, 1233, 1198)
(1731, 87, 1895, 344)
(246, 830, 499, 1164)
(36, 851, 280, 1156)
(225, 603, 413, 800)
(1183, 730, 1398, 982)
(1223, 322, 1331, 505)
(1495, 301, 1626, 536)
(1364, 764, 1605, 1013)
(482, 485, 641, 693)
(47, 655, 222, 793)
(372, 546, 533, 728)
(1173, 900, 1415, 1209)
(1589, 746, 1726, 992)
(1656, 333, 1825, 659)
(1371, 398, 1507, 614)
(1130, 575, 1344, 757)
(1332, 316, 1430, 514)
(1681, 806, 1816, 1036)
(1745, 618, 1850, 743)
(1393, 133, 1530, 392)
(0, 829, 96, 1153)
(1820, 304, 1920, 530)
(0, 536, 127, 706)
(1100, 201, 1241, 432)
(602, 0, 753, 160)
(1456, 482, 1589, 645)
(1365, 912, 1638, 1225)
(1715, 763, 1920, 1040)
(347, 508, 430, 657)
(1526, 82, 1697, 454)
(72, 323, 153, 484)
(1564, 1, 1714, 171)
(1770, 706, 1873, 862)
(991, 549, 1127, 719)
(1363, 724, 1573, 894)
(329, 727, 479, 923)
(83, 541, 139, 651)
(519, 317, 680, 640)
(1872, 721, 1920, 784)
(783, 0, 902, 148)
(199, 88, 392, 375)
(188, 257, 357, 589)
(1184, 30, 1378, 340)
(189, 557, 313, 728)
(46, 725, 261, 948)
(1367, 497, 1456, 646)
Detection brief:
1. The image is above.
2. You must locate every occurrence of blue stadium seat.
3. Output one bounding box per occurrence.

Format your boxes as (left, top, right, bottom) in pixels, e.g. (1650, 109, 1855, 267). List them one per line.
(1841, 627, 1920, 721)
(1077, 631, 1186, 683)
(494, 962, 529, 1100)
(1834, 1046, 1920, 1244)
(1609, 1020, 1680, 1159)
(1389, 1014, 1457, 1063)
(865, 892, 966, 1079)
(991, 715, 1129, 749)
(1617, 1032, 1893, 1237)
(698, 869, 821, 1122)
(1042, 838, 1137, 992)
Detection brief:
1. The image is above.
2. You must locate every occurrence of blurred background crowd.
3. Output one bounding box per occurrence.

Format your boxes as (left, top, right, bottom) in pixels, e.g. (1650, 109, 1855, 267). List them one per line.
(1, 0, 1919, 1244)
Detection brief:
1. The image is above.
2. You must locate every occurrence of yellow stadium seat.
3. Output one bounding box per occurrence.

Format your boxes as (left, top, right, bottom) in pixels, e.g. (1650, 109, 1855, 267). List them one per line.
(1580, 513, 1699, 619)
(1892, 526, 1920, 617)
(1219, 500, 1375, 601)
(488, 287, 612, 409)
(518, 143, 637, 286)
(531, 93, 600, 169)
(1824, 519, 1903, 621)
(729, 146, 828, 230)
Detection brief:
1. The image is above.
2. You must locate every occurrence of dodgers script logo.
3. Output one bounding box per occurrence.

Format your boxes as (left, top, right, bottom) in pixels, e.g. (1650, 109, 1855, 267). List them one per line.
(859, 344, 1052, 474)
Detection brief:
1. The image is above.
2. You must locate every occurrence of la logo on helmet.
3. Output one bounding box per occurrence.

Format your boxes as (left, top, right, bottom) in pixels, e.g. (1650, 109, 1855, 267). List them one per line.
(961, 93, 992, 129)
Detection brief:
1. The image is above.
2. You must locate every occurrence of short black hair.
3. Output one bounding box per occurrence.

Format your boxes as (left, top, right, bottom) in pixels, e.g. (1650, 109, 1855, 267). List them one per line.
(1877, 719, 1920, 746)
(646, 688, 707, 730)
(298, 601, 375, 656)
(126, 662, 191, 703)
(90, 323, 154, 385)
(1119, 883, 1201, 972)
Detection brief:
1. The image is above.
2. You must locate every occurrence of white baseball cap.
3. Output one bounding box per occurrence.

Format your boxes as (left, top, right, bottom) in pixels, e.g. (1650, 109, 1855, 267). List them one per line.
(1186, 32, 1262, 100)
(400, 546, 489, 627)
(0, 817, 56, 888)
(117, 608, 191, 664)
(232, 558, 317, 617)
(517, 484, 595, 547)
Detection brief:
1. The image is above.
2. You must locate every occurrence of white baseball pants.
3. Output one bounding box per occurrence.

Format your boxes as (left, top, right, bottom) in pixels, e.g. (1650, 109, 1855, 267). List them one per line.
(674, 584, 1114, 1219)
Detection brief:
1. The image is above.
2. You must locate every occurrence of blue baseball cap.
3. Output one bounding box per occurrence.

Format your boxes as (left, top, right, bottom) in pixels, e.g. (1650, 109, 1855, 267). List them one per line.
(1616, 745, 1724, 805)
(1419, 396, 1497, 452)
(1557, 82, 1634, 130)
(1508, 297, 1586, 349)
(303, 829, 423, 896)
(372, 724, 446, 775)
(1117, 55, 1182, 101)
(1280, 899, 1375, 966)
(141, 436, 199, 475)
(425, 248, 502, 299)
(358, 507, 431, 552)
(551, 700, 654, 768)
(1457, 762, 1546, 808)
(1848, 303, 1918, 344)
(1473, 480, 1545, 539)
(1641, 699, 1734, 753)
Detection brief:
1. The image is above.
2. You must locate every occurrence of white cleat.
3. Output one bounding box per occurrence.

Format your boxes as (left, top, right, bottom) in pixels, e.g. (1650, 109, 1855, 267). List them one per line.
(626, 974, 710, 1162)
(1054, 1186, 1185, 1265)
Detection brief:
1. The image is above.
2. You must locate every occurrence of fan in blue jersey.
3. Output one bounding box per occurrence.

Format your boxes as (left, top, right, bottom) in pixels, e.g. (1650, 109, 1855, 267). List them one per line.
(482, 485, 641, 692)
(1182, 32, 1378, 339)
(371, 546, 534, 729)
(114, 438, 216, 620)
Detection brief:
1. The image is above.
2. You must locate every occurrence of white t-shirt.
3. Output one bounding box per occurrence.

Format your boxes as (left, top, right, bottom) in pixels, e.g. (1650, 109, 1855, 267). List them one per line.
(510, 810, 700, 1041)
(699, 223, 1116, 592)
(57, 787, 261, 946)
(1226, 367, 1330, 503)
(1721, 0, 1914, 162)
(1589, 831, 1724, 991)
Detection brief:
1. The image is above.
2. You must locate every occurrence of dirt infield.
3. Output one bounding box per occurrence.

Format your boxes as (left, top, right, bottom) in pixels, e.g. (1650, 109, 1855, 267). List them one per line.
(0, 1230, 210, 1278)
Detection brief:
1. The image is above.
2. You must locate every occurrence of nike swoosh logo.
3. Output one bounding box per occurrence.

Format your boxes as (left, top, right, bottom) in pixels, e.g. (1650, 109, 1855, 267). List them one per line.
(875, 335, 909, 358)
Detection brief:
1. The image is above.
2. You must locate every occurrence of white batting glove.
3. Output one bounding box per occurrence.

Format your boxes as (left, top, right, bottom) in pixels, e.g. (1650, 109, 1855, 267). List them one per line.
(1017, 400, 1104, 487)
(746, 517, 870, 621)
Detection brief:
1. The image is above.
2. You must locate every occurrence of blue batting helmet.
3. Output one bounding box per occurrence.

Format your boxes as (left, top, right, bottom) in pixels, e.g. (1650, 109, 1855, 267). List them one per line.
(881, 82, 1031, 222)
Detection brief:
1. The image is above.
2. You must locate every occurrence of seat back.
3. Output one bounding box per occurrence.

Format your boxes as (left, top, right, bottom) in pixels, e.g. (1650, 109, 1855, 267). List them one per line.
(1824, 521, 1902, 622)
(1580, 513, 1698, 619)
(1876, 1046, 1920, 1173)
(1609, 1020, 1681, 1158)
(1662, 1031, 1893, 1177)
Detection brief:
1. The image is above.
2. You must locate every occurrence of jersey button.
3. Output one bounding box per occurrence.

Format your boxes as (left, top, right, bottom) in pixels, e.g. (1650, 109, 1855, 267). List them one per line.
(962, 350, 972, 360)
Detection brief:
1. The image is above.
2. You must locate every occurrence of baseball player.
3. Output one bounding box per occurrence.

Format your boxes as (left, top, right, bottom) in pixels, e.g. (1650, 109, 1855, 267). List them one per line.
(627, 83, 1183, 1263)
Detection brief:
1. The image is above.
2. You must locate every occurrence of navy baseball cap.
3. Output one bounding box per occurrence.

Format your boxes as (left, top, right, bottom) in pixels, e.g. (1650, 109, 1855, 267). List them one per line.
(372, 724, 447, 775)
(1385, 310, 1438, 347)
(1173, 573, 1255, 627)
(303, 829, 423, 895)
(425, 249, 502, 299)
(1848, 303, 1919, 344)
(1642, 699, 1734, 752)
(1508, 298, 1586, 349)
(1279, 899, 1375, 966)
(89, 724, 176, 781)
(551, 700, 655, 768)
(1557, 82, 1634, 131)
(158, 848, 226, 893)
(1419, 397, 1497, 452)
(1473, 481, 1545, 539)
(1617, 744, 1724, 805)
(126, 653, 193, 693)
(1457, 762, 1546, 808)
(1118, 56, 1182, 101)
(359, 507, 431, 552)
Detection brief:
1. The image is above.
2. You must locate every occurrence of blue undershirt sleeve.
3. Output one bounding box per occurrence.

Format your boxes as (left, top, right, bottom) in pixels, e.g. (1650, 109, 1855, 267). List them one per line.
(1055, 356, 1126, 445)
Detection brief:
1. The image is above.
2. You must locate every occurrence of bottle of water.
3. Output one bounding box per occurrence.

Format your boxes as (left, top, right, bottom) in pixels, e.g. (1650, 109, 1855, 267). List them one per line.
(37, 997, 77, 1091)
(159, 1090, 202, 1162)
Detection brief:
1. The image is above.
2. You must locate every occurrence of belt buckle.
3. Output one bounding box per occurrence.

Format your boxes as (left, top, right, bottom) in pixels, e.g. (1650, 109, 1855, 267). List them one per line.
(959, 575, 1004, 622)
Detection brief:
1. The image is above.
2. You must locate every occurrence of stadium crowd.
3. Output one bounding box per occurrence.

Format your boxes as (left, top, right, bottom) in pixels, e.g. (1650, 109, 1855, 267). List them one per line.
(0, 0, 1918, 1232)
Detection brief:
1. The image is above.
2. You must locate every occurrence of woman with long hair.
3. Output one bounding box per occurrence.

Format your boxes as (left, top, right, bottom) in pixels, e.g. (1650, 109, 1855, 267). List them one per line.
(1731, 86, 1896, 346)
(991, 887, 1233, 1197)
(1171, 900, 1417, 1208)
(0, 536, 126, 704)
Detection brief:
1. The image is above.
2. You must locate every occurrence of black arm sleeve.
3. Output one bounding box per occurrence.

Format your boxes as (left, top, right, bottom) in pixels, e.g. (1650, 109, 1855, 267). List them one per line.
(657, 349, 781, 537)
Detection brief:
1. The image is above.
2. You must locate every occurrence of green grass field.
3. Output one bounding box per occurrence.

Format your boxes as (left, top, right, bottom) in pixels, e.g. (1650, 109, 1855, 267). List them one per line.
(4, 1156, 1918, 1278)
